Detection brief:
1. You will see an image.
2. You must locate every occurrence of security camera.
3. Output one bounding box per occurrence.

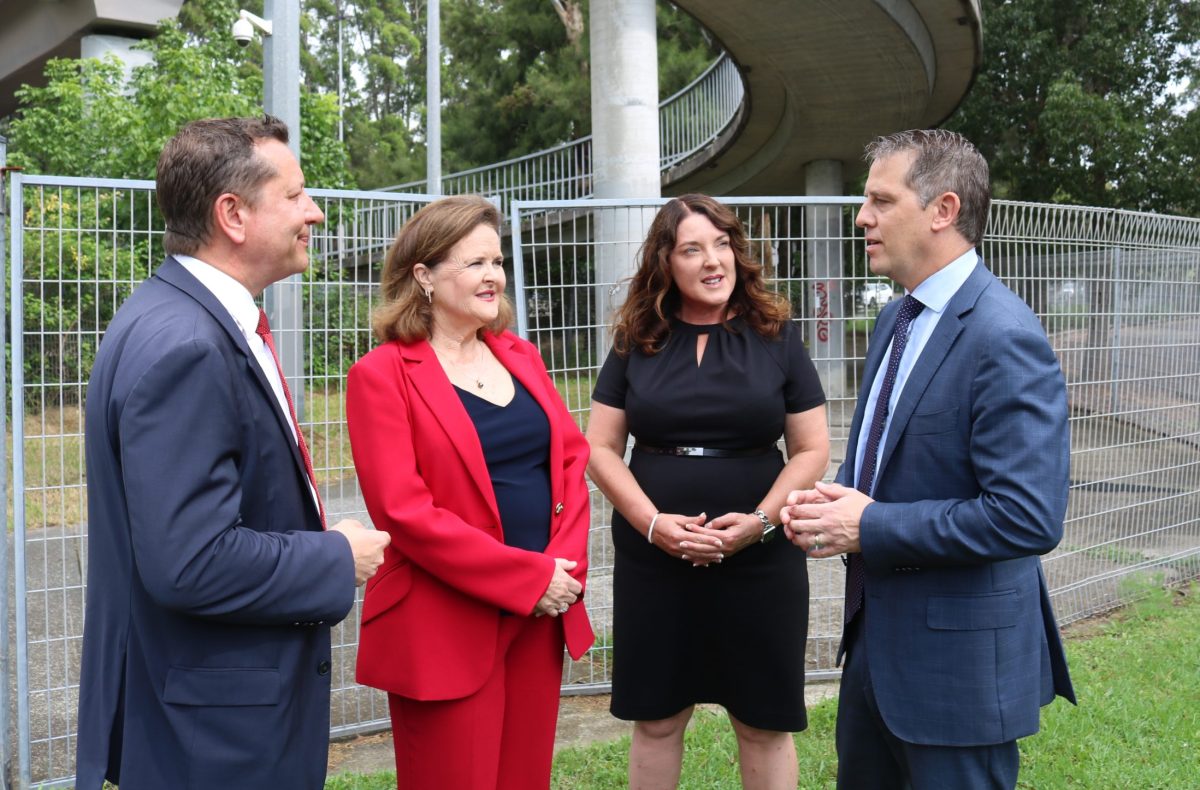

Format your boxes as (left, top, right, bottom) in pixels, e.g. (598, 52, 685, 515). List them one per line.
(232, 10, 272, 48)
(232, 17, 254, 47)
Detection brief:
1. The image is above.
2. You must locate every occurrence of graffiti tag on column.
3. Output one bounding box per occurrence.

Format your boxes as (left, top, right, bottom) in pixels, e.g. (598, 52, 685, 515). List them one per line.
(814, 281, 831, 342)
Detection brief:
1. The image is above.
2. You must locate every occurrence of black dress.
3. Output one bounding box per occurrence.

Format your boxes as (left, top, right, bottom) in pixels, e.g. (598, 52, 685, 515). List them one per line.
(592, 317, 826, 731)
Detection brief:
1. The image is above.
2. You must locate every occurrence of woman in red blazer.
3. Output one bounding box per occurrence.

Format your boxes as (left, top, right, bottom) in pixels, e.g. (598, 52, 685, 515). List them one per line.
(346, 195, 594, 789)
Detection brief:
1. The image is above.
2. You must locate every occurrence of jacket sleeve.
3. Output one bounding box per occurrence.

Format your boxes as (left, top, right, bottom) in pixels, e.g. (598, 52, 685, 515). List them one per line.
(861, 322, 1070, 569)
(346, 351, 557, 615)
(119, 339, 356, 624)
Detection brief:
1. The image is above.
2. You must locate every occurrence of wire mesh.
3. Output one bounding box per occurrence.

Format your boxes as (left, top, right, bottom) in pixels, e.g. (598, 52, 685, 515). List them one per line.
(7, 181, 1200, 786)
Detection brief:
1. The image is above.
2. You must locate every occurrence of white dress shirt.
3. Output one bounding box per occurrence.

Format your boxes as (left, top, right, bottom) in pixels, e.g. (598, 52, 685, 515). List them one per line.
(853, 249, 978, 494)
(175, 255, 320, 509)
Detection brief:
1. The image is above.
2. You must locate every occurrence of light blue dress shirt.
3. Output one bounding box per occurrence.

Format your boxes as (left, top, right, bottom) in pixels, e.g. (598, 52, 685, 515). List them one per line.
(852, 249, 979, 494)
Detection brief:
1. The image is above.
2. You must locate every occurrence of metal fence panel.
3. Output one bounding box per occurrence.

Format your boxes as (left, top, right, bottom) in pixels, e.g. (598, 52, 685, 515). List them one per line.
(510, 197, 1200, 694)
(5, 175, 432, 787)
(6, 183, 1200, 787)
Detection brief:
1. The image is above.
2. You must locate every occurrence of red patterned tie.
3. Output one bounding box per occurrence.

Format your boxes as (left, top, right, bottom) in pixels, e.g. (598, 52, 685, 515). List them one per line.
(844, 295, 924, 625)
(256, 309, 327, 530)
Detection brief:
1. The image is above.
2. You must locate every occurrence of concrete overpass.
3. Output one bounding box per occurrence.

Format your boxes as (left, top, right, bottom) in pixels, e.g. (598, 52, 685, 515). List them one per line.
(666, 0, 983, 194)
(0, 0, 186, 119)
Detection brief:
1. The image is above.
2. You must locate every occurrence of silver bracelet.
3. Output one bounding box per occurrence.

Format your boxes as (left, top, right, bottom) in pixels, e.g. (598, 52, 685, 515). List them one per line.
(647, 512, 662, 544)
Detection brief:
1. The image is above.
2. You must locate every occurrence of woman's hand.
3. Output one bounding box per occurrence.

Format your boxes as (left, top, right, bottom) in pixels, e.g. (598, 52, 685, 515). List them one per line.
(649, 512, 725, 566)
(533, 558, 582, 617)
(689, 512, 765, 559)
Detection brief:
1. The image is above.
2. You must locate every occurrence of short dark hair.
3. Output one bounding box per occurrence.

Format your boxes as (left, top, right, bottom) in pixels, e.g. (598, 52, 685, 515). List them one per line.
(864, 129, 991, 246)
(157, 115, 290, 255)
(372, 195, 514, 343)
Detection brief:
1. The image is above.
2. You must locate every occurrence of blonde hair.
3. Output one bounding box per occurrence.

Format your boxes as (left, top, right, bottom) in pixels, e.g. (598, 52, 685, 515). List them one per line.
(372, 195, 514, 342)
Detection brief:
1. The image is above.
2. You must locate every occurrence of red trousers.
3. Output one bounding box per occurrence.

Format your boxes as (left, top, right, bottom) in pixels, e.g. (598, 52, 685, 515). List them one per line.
(388, 614, 564, 789)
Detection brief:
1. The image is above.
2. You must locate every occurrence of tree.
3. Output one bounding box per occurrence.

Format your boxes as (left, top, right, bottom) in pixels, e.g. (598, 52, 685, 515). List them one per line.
(8, 0, 350, 186)
(945, 0, 1200, 215)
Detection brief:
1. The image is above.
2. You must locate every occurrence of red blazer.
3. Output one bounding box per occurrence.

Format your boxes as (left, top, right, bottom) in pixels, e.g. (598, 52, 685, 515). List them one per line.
(346, 330, 594, 701)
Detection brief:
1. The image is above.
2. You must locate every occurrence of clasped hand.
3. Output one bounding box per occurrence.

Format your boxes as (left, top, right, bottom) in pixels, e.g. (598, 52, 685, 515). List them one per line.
(650, 511, 763, 567)
(778, 481, 870, 558)
(330, 519, 392, 585)
(534, 558, 582, 617)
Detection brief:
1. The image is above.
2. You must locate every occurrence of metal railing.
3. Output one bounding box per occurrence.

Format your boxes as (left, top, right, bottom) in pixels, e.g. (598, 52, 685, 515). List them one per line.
(6, 181, 1200, 787)
(380, 53, 745, 215)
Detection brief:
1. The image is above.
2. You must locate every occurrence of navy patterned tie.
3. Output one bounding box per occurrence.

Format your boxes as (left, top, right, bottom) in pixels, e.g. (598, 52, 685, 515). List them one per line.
(844, 294, 924, 625)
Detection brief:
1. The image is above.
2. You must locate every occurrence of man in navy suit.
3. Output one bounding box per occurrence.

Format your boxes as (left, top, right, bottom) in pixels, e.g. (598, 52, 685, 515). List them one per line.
(782, 129, 1074, 789)
(76, 116, 390, 789)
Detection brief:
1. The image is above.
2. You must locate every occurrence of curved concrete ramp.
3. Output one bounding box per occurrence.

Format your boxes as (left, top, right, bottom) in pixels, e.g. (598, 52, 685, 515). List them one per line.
(667, 0, 982, 194)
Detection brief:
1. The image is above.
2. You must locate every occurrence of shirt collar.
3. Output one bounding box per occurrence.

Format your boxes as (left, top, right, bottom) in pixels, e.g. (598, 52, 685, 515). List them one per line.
(909, 248, 978, 314)
(175, 255, 260, 337)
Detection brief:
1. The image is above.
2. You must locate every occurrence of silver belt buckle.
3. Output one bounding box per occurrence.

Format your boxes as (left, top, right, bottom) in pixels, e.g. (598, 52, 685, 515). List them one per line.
(677, 446, 703, 457)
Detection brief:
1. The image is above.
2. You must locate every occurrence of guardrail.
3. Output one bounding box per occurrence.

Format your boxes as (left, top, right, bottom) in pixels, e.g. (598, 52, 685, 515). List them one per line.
(380, 53, 744, 215)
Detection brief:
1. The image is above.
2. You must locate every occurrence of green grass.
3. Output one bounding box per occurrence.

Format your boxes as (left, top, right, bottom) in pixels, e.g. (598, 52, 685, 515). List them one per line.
(325, 581, 1200, 789)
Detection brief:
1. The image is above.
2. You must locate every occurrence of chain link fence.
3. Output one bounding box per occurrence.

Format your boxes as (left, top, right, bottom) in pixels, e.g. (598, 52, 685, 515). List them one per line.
(5, 181, 1199, 786)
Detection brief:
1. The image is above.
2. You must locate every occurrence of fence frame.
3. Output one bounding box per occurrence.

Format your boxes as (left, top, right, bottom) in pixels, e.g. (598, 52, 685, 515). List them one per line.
(5, 181, 1200, 787)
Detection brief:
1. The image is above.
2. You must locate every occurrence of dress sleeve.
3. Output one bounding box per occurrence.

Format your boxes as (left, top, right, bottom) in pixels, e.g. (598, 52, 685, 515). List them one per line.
(591, 345, 631, 408)
(783, 320, 827, 413)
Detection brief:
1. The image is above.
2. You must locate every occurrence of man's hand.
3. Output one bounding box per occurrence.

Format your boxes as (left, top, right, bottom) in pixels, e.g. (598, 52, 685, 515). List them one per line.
(330, 520, 391, 585)
(533, 558, 583, 617)
(780, 481, 871, 558)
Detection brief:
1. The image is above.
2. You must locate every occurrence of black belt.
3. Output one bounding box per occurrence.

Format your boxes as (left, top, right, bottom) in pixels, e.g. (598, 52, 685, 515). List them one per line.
(634, 442, 777, 458)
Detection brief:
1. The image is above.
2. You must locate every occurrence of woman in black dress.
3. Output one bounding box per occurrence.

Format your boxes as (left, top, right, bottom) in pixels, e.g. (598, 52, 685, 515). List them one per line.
(587, 194, 829, 789)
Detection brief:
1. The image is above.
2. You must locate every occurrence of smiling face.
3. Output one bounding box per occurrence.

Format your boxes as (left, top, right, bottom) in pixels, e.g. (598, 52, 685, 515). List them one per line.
(419, 223, 506, 336)
(668, 210, 736, 323)
(240, 139, 325, 291)
(854, 150, 940, 292)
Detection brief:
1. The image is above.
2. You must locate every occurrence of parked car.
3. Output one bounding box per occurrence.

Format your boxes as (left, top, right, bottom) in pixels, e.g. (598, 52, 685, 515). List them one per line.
(855, 281, 895, 308)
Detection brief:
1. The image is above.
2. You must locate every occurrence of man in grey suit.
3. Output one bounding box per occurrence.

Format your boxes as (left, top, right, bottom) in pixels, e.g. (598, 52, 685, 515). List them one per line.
(782, 129, 1074, 789)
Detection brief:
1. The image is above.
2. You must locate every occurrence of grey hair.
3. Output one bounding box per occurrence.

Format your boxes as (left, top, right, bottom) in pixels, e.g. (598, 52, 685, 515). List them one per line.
(864, 129, 991, 246)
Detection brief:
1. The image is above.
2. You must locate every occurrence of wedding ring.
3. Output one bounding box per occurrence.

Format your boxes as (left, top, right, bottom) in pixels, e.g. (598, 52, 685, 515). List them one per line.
(813, 535, 824, 551)
(559, 604, 569, 614)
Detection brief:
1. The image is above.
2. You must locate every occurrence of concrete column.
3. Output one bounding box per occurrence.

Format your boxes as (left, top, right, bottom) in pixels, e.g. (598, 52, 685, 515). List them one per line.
(589, 0, 660, 354)
(261, 0, 306, 418)
(80, 34, 154, 86)
(804, 159, 847, 401)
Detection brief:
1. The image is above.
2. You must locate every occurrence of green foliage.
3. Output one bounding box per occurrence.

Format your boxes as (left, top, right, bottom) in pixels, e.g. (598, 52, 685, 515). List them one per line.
(946, 0, 1200, 215)
(8, 1, 349, 186)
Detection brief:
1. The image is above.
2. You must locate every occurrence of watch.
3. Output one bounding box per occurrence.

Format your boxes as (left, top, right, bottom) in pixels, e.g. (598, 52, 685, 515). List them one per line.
(753, 510, 777, 543)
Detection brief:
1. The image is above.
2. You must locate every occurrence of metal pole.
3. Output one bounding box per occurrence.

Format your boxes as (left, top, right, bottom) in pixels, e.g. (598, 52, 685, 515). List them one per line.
(9, 170, 30, 789)
(0, 134, 11, 789)
(337, 0, 345, 144)
(261, 0, 306, 419)
(426, 0, 442, 195)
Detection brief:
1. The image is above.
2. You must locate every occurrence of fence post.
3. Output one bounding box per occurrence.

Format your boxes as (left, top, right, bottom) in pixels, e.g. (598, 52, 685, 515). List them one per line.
(0, 132, 11, 790)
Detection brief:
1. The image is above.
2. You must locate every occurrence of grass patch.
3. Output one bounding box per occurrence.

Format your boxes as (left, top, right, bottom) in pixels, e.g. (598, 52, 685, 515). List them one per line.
(324, 582, 1200, 789)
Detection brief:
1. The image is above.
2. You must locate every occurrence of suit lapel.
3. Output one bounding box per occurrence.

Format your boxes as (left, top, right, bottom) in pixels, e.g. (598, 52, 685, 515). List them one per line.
(154, 257, 315, 513)
(874, 265, 992, 480)
(400, 339, 503, 526)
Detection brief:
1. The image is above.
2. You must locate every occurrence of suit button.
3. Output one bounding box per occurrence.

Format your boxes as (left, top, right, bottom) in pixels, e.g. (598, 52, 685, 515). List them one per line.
(317, 660, 331, 676)
(554, 502, 564, 515)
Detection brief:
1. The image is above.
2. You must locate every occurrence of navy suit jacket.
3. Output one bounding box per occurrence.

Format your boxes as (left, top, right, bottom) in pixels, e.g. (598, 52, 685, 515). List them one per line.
(839, 263, 1076, 747)
(76, 257, 357, 789)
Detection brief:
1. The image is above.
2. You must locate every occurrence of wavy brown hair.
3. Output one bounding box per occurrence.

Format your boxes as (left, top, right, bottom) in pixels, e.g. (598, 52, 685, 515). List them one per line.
(372, 195, 514, 343)
(612, 194, 790, 356)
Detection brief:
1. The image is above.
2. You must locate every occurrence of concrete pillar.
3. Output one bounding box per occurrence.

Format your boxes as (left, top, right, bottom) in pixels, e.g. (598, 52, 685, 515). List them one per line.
(804, 159, 847, 402)
(80, 34, 153, 87)
(261, 0, 306, 418)
(589, 0, 660, 355)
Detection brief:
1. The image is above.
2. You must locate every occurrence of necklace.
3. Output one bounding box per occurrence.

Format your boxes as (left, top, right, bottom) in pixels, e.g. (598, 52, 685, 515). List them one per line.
(432, 339, 486, 389)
